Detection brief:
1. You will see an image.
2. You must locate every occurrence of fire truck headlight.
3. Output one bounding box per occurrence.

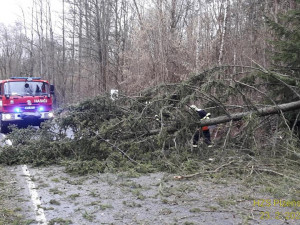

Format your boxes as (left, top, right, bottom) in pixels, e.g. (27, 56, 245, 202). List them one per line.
(38, 106, 44, 112)
(4, 114, 12, 120)
(48, 112, 54, 118)
(14, 107, 22, 113)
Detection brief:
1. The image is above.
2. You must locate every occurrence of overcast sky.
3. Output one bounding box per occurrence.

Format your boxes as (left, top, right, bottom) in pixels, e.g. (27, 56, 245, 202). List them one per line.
(0, 0, 61, 26)
(0, 0, 23, 25)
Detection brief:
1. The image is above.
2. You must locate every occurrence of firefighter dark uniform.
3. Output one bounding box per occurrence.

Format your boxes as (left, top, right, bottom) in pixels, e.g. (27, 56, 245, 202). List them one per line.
(190, 105, 212, 147)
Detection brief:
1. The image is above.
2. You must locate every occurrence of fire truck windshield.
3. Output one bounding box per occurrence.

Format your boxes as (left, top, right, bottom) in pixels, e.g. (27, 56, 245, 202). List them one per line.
(4, 81, 50, 96)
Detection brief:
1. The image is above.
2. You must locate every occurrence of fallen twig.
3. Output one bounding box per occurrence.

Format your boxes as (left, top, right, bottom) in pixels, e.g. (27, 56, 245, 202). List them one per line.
(98, 136, 140, 165)
(254, 168, 300, 182)
(174, 160, 235, 180)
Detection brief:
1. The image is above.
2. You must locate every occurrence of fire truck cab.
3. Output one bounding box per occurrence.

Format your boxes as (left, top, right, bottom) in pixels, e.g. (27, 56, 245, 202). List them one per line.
(0, 77, 54, 133)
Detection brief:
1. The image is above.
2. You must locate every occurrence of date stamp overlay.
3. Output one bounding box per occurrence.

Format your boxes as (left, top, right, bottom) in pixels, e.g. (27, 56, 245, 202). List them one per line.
(253, 199, 300, 220)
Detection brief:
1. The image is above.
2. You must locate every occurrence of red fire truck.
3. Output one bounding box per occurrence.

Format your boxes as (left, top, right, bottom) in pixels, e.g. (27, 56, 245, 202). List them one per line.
(0, 77, 54, 133)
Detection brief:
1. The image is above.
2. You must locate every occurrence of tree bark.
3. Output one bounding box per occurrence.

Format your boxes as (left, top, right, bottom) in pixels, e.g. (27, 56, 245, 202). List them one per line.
(196, 100, 300, 127)
(218, 0, 229, 66)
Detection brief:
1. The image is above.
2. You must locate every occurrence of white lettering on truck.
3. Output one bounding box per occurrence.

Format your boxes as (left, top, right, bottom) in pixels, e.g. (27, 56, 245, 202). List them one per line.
(34, 99, 47, 103)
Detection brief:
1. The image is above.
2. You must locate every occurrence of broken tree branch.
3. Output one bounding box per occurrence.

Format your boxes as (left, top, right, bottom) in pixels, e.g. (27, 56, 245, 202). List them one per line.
(174, 160, 236, 180)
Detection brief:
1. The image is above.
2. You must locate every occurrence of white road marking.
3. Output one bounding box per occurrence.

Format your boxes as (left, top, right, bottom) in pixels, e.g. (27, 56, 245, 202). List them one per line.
(21, 165, 47, 225)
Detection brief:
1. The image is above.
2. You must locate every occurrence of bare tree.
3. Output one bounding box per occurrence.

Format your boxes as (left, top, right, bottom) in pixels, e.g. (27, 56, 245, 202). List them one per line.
(0, 0, 297, 105)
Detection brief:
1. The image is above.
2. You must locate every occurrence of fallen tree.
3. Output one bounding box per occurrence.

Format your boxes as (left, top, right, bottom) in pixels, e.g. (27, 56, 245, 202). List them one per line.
(195, 100, 300, 127)
(139, 100, 300, 136)
(0, 67, 299, 175)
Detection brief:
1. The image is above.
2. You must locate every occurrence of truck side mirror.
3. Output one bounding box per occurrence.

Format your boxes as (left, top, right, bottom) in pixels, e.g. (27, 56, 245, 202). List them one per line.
(50, 85, 55, 95)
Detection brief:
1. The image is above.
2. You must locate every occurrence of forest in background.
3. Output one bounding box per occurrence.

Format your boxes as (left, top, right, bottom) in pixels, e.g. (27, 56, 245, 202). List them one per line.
(0, 0, 298, 106)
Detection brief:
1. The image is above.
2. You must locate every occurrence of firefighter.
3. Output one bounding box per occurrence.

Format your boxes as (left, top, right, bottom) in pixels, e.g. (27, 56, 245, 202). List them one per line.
(190, 105, 212, 147)
(24, 83, 33, 95)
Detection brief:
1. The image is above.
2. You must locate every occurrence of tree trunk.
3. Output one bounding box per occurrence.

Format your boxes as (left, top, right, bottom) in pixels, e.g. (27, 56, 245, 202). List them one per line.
(196, 101, 300, 127)
(122, 101, 300, 139)
(218, 0, 229, 66)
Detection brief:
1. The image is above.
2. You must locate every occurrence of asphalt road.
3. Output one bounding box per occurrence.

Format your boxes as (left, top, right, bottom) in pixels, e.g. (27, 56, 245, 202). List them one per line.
(1, 133, 298, 225)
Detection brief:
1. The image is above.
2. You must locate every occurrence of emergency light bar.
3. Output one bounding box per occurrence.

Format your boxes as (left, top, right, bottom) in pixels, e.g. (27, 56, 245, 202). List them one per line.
(10, 77, 41, 80)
